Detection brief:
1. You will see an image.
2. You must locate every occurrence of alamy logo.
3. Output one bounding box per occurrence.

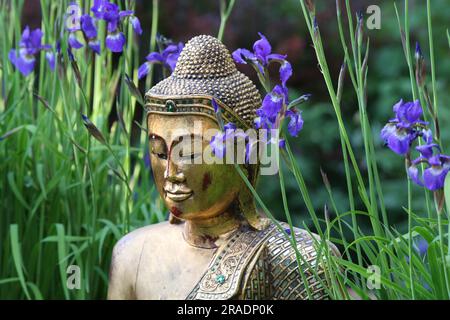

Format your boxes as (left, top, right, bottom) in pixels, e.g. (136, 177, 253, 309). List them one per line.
(66, 265, 81, 290)
(65, 3, 81, 31)
(366, 5, 381, 30)
(366, 265, 381, 290)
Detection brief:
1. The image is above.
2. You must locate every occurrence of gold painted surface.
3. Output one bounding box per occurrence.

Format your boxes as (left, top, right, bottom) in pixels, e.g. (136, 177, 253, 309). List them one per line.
(107, 35, 337, 300)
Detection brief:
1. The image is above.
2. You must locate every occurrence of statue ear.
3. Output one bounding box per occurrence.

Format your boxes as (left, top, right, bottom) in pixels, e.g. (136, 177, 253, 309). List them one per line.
(238, 163, 270, 231)
(238, 186, 270, 231)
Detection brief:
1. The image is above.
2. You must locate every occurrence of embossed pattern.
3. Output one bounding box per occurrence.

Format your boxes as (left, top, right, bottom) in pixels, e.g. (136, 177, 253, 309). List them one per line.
(145, 35, 261, 127)
(145, 95, 251, 129)
(265, 227, 328, 300)
(187, 222, 331, 300)
(186, 224, 277, 300)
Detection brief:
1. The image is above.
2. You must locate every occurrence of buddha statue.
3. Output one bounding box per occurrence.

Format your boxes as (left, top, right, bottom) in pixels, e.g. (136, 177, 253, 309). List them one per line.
(108, 35, 337, 300)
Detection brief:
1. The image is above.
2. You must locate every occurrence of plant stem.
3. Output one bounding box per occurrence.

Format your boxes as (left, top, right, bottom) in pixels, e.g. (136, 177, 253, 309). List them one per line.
(217, 0, 236, 42)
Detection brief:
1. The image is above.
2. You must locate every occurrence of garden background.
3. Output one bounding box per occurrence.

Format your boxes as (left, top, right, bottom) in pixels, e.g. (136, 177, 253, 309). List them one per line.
(1, 0, 449, 299)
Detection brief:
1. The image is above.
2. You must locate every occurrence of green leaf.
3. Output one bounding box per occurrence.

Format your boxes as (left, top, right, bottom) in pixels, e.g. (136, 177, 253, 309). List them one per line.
(55, 224, 70, 300)
(428, 242, 445, 299)
(7, 172, 30, 210)
(444, 173, 450, 219)
(10, 225, 31, 299)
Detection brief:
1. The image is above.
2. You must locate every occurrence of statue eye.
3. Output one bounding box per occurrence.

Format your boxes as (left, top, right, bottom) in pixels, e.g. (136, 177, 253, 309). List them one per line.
(155, 152, 167, 160)
(180, 153, 201, 161)
(151, 147, 167, 160)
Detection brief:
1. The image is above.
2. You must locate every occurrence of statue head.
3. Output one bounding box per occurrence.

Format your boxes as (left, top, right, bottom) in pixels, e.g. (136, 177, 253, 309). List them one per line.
(145, 35, 267, 230)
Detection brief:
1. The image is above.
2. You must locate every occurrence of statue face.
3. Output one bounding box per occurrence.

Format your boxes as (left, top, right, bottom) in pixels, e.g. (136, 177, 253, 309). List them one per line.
(147, 113, 241, 221)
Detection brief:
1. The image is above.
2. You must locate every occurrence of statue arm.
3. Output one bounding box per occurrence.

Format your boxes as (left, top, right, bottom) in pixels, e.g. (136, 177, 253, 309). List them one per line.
(107, 233, 145, 300)
(266, 228, 340, 300)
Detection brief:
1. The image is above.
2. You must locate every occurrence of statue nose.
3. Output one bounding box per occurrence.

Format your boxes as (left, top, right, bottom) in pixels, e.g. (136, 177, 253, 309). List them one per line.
(164, 159, 186, 183)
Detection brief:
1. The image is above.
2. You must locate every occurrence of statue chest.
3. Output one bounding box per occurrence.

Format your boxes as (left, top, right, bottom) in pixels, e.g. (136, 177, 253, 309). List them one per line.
(134, 240, 217, 299)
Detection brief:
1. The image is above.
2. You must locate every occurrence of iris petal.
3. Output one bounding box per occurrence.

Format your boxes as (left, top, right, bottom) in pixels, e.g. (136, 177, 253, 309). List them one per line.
(68, 33, 84, 49)
(231, 48, 255, 64)
(423, 166, 448, 190)
(407, 165, 424, 187)
(8, 49, 36, 76)
(106, 32, 125, 52)
(253, 32, 271, 64)
(267, 53, 287, 62)
(45, 51, 55, 70)
(81, 14, 97, 39)
(146, 52, 164, 63)
(404, 100, 422, 123)
(119, 10, 134, 19)
(261, 91, 283, 119)
(416, 143, 439, 158)
(280, 61, 292, 86)
(137, 62, 149, 80)
(210, 133, 226, 159)
(130, 16, 142, 35)
(387, 130, 412, 155)
(88, 40, 101, 55)
(286, 109, 304, 137)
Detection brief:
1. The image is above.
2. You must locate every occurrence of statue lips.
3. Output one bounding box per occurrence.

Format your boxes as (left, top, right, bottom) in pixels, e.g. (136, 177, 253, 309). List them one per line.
(164, 183, 193, 202)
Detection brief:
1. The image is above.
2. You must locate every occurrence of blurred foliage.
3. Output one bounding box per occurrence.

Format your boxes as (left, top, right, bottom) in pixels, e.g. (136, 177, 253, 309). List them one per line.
(18, 0, 449, 232)
(2, 0, 449, 299)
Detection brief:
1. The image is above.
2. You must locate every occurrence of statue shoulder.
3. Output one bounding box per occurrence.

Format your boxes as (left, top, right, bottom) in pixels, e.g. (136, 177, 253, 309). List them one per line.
(263, 225, 339, 299)
(112, 221, 175, 260)
(108, 221, 178, 299)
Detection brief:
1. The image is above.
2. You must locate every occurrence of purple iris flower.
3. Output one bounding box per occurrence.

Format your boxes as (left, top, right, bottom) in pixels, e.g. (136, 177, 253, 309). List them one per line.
(423, 164, 449, 190)
(8, 26, 54, 76)
(415, 237, 428, 257)
(87, 40, 101, 55)
(91, 0, 107, 19)
(285, 109, 304, 137)
(407, 145, 450, 191)
(210, 131, 226, 159)
(280, 61, 293, 87)
(106, 32, 126, 52)
(224, 122, 237, 131)
(138, 42, 184, 79)
(407, 164, 424, 187)
(253, 111, 269, 130)
(392, 99, 424, 128)
(254, 85, 303, 138)
(45, 51, 55, 70)
(244, 136, 259, 164)
(81, 15, 97, 39)
(68, 33, 84, 49)
(380, 100, 425, 155)
(422, 154, 450, 190)
(380, 123, 415, 155)
(254, 85, 289, 130)
(216, 33, 306, 160)
(79, 14, 102, 55)
(382, 99, 450, 190)
(212, 98, 220, 113)
(66, 3, 84, 49)
(210, 122, 252, 163)
(9, 49, 36, 76)
(416, 143, 440, 159)
(144, 151, 151, 168)
(90, 0, 142, 53)
(261, 85, 285, 120)
(232, 32, 291, 84)
(92, 0, 119, 23)
(130, 16, 142, 35)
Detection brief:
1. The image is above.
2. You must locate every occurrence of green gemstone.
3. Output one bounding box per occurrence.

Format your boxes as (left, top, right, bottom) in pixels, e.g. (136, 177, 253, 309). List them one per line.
(166, 100, 176, 112)
(216, 274, 225, 284)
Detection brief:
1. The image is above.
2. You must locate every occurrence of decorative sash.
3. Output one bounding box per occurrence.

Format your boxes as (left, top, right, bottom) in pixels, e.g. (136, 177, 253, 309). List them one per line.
(186, 223, 277, 300)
